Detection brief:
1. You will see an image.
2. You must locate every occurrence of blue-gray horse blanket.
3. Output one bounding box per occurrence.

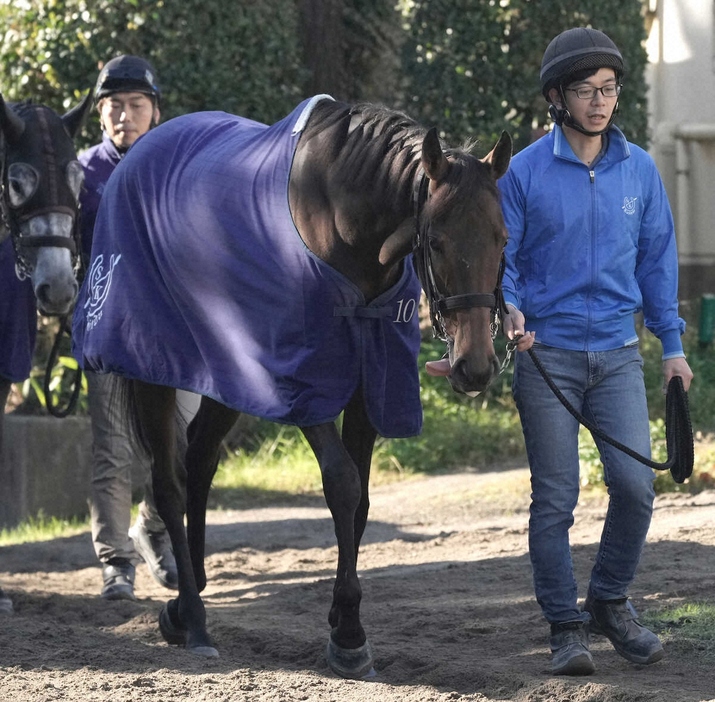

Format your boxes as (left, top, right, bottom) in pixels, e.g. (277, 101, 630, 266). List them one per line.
(72, 96, 423, 437)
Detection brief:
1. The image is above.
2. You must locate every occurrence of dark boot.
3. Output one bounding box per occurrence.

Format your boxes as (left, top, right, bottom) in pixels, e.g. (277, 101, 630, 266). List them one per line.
(584, 593, 663, 665)
(550, 620, 595, 675)
(101, 558, 136, 601)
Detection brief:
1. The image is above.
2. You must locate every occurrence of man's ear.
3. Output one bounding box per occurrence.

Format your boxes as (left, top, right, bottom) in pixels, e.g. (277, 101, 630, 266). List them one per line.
(153, 106, 161, 126)
(548, 87, 563, 108)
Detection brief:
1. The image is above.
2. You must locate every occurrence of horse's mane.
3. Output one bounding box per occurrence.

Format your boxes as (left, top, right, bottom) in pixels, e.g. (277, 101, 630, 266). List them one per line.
(8, 99, 51, 120)
(303, 100, 496, 212)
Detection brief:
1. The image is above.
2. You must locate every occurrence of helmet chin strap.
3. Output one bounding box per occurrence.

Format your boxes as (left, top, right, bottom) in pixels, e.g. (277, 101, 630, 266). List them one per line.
(549, 87, 619, 137)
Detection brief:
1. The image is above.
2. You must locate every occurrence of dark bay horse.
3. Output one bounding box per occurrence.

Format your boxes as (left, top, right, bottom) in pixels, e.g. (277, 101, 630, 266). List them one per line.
(0, 92, 91, 612)
(72, 95, 511, 676)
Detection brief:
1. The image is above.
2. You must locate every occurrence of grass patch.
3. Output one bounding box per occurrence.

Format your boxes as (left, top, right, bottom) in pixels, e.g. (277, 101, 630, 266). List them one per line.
(0, 513, 89, 546)
(210, 424, 419, 510)
(643, 602, 715, 660)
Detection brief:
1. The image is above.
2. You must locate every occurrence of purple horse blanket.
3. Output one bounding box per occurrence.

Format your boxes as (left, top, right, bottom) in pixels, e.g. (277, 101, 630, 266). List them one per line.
(0, 238, 36, 382)
(72, 96, 423, 437)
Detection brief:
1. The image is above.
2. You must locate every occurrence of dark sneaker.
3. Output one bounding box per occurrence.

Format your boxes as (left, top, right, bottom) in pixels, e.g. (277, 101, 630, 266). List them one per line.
(101, 558, 137, 601)
(584, 594, 664, 665)
(129, 516, 178, 590)
(550, 621, 595, 676)
(0, 586, 13, 614)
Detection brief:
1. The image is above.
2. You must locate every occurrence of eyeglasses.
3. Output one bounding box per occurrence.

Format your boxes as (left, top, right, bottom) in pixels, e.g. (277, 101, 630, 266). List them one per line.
(565, 84, 622, 100)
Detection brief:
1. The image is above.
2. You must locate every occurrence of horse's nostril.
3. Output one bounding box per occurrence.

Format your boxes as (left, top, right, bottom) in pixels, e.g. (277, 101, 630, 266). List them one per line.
(450, 357, 469, 385)
(35, 283, 50, 305)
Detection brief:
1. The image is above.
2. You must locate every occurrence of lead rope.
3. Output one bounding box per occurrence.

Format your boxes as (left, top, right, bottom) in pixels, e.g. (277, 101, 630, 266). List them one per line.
(514, 345, 693, 483)
(43, 313, 82, 418)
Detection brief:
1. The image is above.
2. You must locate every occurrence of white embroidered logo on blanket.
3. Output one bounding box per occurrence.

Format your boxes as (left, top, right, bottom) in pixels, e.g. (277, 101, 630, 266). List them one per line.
(84, 253, 122, 330)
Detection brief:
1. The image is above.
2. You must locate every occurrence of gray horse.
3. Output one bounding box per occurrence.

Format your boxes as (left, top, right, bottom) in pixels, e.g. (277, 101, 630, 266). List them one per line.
(0, 92, 91, 613)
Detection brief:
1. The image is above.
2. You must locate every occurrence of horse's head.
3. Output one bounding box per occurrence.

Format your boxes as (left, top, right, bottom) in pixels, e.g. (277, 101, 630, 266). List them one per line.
(0, 92, 91, 314)
(415, 129, 512, 396)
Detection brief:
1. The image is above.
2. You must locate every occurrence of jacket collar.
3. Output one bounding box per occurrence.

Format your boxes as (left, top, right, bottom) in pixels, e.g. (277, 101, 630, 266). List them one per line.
(100, 133, 124, 164)
(551, 124, 630, 165)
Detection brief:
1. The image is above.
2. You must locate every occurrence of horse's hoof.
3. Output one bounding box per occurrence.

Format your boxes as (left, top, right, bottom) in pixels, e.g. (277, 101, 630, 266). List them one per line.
(188, 644, 220, 658)
(159, 603, 187, 646)
(326, 636, 375, 679)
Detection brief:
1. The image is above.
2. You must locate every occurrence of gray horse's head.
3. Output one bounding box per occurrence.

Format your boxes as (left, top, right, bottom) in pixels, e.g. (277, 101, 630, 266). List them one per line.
(0, 92, 91, 314)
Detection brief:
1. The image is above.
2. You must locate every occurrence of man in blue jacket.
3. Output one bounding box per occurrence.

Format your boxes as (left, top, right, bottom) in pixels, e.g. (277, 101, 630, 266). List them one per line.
(80, 55, 177, 601)
(499, 28, 693, 675)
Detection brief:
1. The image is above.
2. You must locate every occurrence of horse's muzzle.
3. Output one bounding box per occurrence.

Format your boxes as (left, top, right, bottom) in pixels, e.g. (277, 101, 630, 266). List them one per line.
(448, 353, 500, 397)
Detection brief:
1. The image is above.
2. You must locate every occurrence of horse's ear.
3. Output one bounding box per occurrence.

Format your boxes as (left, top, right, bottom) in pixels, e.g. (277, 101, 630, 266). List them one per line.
(62, 91, 93, 138)
(421, 127, 449, 183)
(0, 93, 26, 144)
(481, 130, 512, 180)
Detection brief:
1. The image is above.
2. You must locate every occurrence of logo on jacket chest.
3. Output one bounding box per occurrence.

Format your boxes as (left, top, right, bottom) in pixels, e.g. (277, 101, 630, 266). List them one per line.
(622, 196, 638, 215)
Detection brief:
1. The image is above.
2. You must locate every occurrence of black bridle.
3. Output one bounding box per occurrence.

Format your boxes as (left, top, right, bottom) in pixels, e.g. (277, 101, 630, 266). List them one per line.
(411, 172, 508, 342)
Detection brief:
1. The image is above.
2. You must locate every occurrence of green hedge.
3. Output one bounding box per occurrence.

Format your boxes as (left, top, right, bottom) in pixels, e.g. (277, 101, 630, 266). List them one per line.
(0, 0, 307, 148)
(0, 1, 649, 152)
(396, 0, 649, 152)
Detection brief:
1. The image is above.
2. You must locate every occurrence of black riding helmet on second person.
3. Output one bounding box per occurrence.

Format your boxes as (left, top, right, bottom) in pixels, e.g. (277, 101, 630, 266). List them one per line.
(540, 27, 624, 136)
(94, 55, 161, 105)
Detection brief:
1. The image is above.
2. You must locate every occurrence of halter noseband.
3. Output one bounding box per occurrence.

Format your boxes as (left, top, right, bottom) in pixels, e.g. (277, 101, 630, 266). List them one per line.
(411, 171, 508, 342)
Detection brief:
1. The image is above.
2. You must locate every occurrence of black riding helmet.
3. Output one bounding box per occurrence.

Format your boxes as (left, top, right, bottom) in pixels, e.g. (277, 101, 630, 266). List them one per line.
(540, 28, 624, 136)
(94, 55, 161, 105)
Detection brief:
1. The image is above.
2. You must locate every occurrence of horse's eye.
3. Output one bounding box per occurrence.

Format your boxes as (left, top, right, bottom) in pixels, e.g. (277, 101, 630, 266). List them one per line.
(7, 163, 39, 208)
(427, 235, 442, 253)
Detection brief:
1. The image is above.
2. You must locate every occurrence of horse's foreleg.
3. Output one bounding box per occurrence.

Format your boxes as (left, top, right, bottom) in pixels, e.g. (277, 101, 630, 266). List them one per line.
(341, 387, 377, 560)
(184, 397, 239, 592)
(302, 420, 374, 679)
(131, 380, 216, 657)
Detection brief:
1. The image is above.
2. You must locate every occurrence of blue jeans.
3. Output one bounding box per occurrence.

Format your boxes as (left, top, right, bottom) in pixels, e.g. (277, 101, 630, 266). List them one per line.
(513, 343, 656, 624)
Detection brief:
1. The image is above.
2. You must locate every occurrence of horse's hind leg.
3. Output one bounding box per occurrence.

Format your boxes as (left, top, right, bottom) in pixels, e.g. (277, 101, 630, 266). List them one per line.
(302, 399, 376, 679)
(131, 380, 216, 657)
(184, 397, 239, 592)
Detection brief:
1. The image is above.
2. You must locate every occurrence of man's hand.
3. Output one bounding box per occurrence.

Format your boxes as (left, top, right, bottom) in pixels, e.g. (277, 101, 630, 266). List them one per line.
(663, 357, 693, 393)
(503, 304, 535, 351)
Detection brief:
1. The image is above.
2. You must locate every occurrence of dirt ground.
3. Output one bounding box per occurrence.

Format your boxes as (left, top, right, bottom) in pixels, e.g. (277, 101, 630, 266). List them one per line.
(2, 466, 715, 702)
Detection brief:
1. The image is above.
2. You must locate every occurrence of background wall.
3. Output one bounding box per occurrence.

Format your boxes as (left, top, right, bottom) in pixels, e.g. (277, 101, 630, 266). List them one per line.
(646, 0, 715, 298)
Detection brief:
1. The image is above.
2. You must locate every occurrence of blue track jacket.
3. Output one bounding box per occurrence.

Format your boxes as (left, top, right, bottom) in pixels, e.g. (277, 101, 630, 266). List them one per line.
(499, 124, 685, 359)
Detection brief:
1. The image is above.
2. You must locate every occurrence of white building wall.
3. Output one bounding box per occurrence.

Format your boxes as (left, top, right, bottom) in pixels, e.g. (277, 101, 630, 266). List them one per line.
(646, 0, 715, 294)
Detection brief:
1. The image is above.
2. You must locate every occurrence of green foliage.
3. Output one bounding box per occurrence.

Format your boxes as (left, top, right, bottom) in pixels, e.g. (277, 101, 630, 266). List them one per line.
(12, 316, 87, 415)
(379, 336, 525, 472)
(0, 1, 650, 154)
(21, 353, 87, 414)
(0, 0, 308, 149)
(396, 0, 649, 152)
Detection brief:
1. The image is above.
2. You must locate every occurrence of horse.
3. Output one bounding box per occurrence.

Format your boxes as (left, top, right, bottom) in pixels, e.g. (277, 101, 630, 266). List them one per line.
(72, 95, 512, 677)
(0, 92, 91, 430)
(0, 92, 91, 614)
